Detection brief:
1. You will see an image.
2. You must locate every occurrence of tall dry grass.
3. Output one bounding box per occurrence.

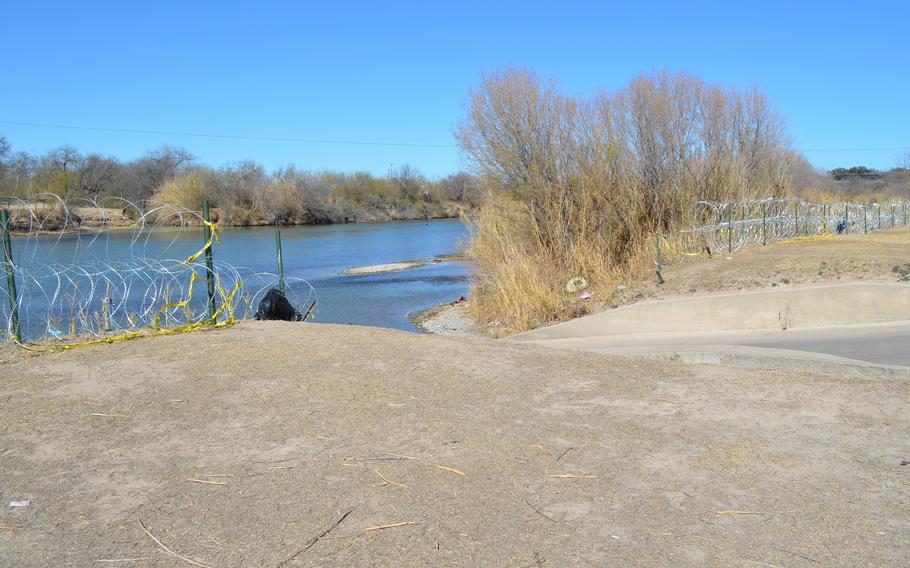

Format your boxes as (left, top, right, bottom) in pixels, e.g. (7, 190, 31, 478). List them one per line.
(456, 69, 793, 334)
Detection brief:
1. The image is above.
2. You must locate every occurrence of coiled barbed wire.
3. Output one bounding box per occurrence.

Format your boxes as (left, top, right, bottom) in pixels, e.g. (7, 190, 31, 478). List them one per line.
(667, 198, 908, 255)
(0, 195, 316, 344)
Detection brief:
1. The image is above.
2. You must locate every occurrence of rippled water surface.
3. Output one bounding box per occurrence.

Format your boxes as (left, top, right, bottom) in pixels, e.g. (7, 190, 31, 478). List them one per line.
(14, 218, 470, 334)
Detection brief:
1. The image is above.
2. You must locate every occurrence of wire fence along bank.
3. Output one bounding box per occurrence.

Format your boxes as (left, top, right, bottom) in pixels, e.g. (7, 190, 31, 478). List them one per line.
(0, 195, 316, 350)
(662, 198, 910, 257)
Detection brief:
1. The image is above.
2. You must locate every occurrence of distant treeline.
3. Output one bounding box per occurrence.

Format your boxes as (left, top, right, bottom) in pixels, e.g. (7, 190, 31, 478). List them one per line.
(0, 136, 482, 225)
(790, 157, 910, 202)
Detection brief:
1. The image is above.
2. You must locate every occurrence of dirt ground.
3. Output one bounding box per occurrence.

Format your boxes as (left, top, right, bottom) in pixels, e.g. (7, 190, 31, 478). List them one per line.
(1, 322, 908, 566)
(619, 227, 910, 306)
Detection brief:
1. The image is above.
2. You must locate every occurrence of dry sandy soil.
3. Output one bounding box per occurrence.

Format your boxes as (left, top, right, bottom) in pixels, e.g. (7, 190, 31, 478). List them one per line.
(619, 227, 910, 306)
(1, 322, 908, 566)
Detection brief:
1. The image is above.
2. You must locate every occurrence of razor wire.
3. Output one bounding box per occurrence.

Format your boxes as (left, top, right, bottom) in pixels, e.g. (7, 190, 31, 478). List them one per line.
(0, 195, 317, 346)
(664, 198, 909, 255)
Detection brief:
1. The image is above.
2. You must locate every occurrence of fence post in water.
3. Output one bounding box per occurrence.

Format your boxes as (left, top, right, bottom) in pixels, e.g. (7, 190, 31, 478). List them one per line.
(727, 204, 733, 254)
(202, 201, 217, 323)
(761, 201, 767, 245)
(0, 210, 21, 342)
(274, 225, 285, 293)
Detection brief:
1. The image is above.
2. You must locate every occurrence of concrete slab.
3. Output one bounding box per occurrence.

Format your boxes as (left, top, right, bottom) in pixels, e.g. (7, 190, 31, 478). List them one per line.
(511, 282, 910, 342)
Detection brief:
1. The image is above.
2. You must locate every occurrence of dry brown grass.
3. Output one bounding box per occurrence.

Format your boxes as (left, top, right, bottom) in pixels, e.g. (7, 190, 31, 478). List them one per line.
(457, 68, 792, 334)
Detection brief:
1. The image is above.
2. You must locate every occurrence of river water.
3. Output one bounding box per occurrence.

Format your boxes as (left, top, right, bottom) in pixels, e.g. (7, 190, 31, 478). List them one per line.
(6, 218, 470, 338)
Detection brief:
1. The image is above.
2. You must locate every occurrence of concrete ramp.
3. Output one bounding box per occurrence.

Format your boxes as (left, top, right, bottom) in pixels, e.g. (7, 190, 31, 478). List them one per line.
(510, 282, 910, 342)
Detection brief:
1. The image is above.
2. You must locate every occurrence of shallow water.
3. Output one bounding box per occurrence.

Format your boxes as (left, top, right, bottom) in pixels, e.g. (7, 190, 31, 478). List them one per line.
(8, 218, 470, 336)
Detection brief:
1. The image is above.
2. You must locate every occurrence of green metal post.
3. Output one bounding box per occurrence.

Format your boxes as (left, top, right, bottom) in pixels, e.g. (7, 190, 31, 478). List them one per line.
(0, 210, 21, 342)
(761, 201, 767, 245)
(727, 204, 733, 254)
(275, 225, 285, 293)
(844, 204, 849, 234)
(202, 201, 217, 323)
(822, 204, 828, 234)
(863, 205, 868, 234)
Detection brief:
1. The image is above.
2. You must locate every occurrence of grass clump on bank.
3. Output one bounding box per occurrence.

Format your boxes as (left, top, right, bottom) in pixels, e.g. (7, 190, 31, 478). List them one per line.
(456, 68, 794, 334)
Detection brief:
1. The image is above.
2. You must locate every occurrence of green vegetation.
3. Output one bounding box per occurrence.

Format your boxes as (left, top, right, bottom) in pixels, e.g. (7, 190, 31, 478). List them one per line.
(892, 264, 910, 282)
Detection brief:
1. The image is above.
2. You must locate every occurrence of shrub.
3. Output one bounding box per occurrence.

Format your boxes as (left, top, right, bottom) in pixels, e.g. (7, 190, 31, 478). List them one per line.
(456, 68, 793, 333)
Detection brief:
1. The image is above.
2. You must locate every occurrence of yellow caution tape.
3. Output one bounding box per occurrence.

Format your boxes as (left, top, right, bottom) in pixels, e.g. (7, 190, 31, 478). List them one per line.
(776, 232, 833, 245)
(655, 232, 711, 257)
(20, 223, 243, 353)
(182, 220, 219, 265)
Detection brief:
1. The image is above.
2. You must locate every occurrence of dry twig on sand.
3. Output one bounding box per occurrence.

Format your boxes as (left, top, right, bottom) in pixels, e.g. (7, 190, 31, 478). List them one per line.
(715, 510, 764, 516)
(362, 521, 416, 532)
(374, 469, 408, 488)
(524, 500, 559, 523)
(545, 474, 597, 479)
(185, 478, 227, 486)
(138, 518, 212, 568)
(276, 509, 354, 567)
(431, 463, 465, 476)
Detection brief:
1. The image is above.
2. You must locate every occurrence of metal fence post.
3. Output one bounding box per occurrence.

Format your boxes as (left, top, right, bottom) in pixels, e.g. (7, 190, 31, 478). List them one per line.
(877, 205, 881, 230)
(891, 204, 895, 229)
(202, 201, 217, 323)
(844, 203, 849, 234)
(728, 204, 733, 254)
(863, 205, 868, 234)
(794, 201, 799, 236)
(0, 210, 21, 342)
(275, 225, 285, 293)
(761, 201, 767, 245)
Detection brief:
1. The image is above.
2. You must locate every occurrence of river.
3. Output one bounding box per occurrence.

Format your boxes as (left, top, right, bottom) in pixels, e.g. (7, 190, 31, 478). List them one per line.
(5, 219, 470, 339)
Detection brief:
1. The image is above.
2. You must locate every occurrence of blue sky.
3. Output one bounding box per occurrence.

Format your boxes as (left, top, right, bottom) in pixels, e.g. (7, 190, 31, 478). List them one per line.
(1, 1, 908, 177)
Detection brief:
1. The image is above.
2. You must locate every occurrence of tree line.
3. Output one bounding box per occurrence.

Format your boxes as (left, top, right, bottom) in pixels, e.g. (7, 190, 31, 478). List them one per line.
(0, 136, 482, 225)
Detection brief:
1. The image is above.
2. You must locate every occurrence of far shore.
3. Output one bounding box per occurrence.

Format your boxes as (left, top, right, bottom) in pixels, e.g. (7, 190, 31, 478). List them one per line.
(7, 211, 463, 237)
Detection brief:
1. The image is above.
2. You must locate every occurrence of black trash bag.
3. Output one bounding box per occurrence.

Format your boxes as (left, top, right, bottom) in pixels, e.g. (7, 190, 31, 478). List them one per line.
(255, 288, 302, 321)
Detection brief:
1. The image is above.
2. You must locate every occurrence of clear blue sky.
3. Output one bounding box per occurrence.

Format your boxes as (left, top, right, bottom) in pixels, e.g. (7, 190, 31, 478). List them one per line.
(2, 0, 908, 177)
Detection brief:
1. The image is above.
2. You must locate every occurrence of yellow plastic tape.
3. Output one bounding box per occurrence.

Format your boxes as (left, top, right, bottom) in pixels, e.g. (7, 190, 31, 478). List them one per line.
(776, 232, 833, 245)
(656, 232, 710, 257)
(19, 271, 241, 353)
(183, 220, 220, 265)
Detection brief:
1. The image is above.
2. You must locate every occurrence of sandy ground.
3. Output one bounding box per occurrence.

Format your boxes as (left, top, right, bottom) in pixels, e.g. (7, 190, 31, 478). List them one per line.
(619, 227, 910, 306)
(1, 322, 908, 566)
(412, 303, 484, 340)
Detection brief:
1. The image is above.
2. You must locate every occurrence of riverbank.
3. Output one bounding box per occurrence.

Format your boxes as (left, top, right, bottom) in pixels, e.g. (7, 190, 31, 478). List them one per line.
(4, 201, 464, 235)
(411, 301, 486, 339)
(1, 321, 907, 566)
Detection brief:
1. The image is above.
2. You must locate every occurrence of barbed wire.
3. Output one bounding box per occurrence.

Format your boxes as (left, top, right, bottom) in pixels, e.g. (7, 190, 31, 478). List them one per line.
(0, 195, 316, 347)
(664, 198, 908, 255)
